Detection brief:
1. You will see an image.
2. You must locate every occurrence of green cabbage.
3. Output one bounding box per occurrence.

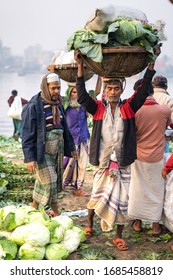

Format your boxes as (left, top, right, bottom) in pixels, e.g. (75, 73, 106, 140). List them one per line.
(0, 244, 6, 260)
(18, 243, 45, 260)
(0, 230, 12, 239)
(25, 209, 48, 224)
(72, 226, 87, 243)
(67, 29, 103, 63)
(67, 18, 159, 63)
(62, 229, 81, 253)
(25, 221, 50, 247)
(0, 206, 26, 231)
(0, 238, 18, 260)
(52, 215, 73, 230)
(45, 220, 65, 243)
(10, 225, 28, 246)
(45, 243, 69, 260)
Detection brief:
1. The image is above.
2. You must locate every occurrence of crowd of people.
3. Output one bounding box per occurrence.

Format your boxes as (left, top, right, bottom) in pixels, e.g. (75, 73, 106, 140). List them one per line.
(7, 43, 173, 252)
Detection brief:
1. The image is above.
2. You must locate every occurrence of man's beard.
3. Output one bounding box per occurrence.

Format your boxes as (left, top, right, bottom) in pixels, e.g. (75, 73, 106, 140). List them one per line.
(107, 97, 120, 103)
(69, 99, 81, 108)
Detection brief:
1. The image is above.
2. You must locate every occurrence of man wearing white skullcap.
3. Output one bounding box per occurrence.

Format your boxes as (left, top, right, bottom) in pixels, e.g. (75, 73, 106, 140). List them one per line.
(22, 72, 77, 216)
(46, 73, 60, 83)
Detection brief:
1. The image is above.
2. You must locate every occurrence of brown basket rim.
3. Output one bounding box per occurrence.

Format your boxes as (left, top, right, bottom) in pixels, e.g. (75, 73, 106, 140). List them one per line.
(102, 46, 147, 53)
(48, 63, 91, 70)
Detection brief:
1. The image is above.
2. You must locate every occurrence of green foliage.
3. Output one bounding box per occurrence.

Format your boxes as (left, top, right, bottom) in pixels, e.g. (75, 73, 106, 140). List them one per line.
(79, 248, 116, 260)
(67, 18, 158, 63)
(0, 136, 35, 206)
(0, 155, 34, 190)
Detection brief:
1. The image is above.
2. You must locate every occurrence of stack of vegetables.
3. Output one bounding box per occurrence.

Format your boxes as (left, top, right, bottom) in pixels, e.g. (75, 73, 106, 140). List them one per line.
(0, 205, 86, 260)
(67, 14, 165, 63)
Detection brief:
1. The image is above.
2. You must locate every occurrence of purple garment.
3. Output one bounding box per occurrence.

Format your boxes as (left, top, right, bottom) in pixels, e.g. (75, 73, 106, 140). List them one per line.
(65, 106, 90, 145)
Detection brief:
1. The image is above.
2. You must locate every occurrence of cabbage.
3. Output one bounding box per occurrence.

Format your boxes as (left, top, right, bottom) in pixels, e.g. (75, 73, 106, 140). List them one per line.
(25, 221, 50, 247)
(45, 243, 69, 260)
(62, 229, 80, 253)
(111, 19, 137, 45)
(0, 230, 12, 239)
(0, 206, 26, 231)
(18, 243, 45, 260)
(0, 238, 18, 260)
(72, 226, 87, 243)
(0, 205, 16, 217)
(0, 244, 6, 260)
(25, 209, 48, 224)
(20, 205, 36, 214)
(67, 18, 159, 63)
(53, 215, 73, 230)
(0, 205, 16, 229)
(45, 220, 65, 243)
(10, 225, 28, 245)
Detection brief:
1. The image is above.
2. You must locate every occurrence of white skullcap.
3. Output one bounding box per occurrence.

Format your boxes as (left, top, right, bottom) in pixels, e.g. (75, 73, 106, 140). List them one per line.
(47, 73, 60, 83)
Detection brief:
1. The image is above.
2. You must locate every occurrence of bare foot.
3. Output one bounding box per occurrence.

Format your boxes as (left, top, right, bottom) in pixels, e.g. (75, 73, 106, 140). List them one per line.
(152, 222, 161, 236)
(132, 219, 142, 232)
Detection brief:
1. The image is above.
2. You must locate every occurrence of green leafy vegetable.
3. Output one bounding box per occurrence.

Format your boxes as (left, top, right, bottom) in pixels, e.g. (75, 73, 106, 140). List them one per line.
(45, 243, 69, 260)
(67, 18, 159, 63)
(18, 243, 45, 260)
(0, 238, 18, 260)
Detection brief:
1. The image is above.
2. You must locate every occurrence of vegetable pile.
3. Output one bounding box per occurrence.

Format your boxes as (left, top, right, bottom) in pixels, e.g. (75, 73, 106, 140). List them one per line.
(0, 205, 86, 260)
(67, 19, 159, 63)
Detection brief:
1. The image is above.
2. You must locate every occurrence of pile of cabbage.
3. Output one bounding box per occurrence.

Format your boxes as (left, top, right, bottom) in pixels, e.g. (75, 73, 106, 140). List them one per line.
(0, 205, 86, 260)
(67, 6, 166, 63)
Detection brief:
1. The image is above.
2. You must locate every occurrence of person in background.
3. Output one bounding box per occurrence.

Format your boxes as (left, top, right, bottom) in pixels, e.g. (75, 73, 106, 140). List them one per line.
(22, 73, 77, 216)
(153, 75, 173, 128)
(162, 152, 173, 252)
(164, 127, 173, 162)
(63, 76, 102, 196)
(128, 79, 171, 236)
(7, 89, 28, 140)
(74, 46, 160, 251)
(63, 82, 90, 197)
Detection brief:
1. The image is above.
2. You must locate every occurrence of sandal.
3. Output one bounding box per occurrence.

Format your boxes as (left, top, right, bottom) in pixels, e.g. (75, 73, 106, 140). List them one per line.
(84, 227, 93, 238)
(113, 238, 128, 251)
(73, 189, 89, 197)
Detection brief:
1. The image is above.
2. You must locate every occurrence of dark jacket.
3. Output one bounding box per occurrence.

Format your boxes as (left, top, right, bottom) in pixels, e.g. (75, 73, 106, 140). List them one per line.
(76, 68, 156, 166)
(22, 92, 75, 164)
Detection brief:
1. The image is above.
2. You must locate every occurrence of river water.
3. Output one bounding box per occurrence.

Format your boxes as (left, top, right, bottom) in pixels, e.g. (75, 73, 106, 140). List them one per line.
(1, 72, 173, 137)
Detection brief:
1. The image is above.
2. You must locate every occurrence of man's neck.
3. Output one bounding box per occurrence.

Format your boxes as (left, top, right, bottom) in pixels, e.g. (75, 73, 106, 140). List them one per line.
(110, 101, 118, 116)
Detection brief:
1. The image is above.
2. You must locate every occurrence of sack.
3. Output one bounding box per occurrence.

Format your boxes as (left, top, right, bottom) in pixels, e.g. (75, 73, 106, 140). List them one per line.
(85, 5, 148, 31)
(7, 96, 22, 120)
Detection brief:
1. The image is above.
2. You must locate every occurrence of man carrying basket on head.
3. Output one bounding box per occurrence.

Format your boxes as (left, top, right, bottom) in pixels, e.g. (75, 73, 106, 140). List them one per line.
(74, 45, 161, 251)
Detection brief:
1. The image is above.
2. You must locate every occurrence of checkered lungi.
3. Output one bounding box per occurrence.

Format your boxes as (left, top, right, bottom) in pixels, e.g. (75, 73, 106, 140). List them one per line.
(33, 129, 64, 206)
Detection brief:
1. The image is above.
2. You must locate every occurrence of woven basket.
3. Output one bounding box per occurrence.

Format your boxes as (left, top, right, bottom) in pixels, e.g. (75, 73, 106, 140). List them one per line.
(80, 46, 150, 78)
(47, 63, 94, 82)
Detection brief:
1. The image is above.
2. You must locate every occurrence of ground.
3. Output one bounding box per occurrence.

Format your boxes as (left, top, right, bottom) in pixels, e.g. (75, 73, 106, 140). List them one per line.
(0, 137, 173, 260)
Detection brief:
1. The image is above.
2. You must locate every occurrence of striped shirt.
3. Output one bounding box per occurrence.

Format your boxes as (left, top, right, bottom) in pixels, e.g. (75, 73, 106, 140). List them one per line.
(43, 101, 63, 131)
